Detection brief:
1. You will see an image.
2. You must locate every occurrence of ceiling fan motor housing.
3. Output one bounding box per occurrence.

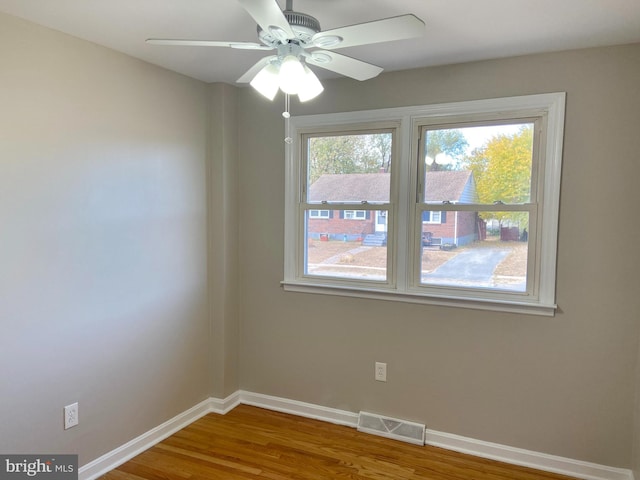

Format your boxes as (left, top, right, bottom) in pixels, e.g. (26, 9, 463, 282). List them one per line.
(258, 11, 321, 46)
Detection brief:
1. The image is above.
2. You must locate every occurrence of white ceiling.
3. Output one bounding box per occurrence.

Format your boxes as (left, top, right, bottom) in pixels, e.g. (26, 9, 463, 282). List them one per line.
(1, 0, 639, 84)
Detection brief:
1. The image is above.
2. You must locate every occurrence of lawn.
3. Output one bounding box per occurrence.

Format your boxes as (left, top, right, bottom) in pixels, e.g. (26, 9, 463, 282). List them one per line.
(305, 237, 527, 286)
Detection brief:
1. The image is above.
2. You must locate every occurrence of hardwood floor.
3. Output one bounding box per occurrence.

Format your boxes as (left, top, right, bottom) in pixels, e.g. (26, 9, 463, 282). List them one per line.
(101, 404, 577, 480)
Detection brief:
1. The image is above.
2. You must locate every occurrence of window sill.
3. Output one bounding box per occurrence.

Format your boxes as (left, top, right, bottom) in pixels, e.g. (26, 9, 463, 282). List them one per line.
(281, 281, 557, 317)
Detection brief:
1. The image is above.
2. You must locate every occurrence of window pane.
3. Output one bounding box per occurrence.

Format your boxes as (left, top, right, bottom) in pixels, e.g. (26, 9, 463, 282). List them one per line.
(422, 211, 442, 224)
(420, 211, 529, 292)
(307, 132, 392, 203)
(304, 209, 387, 281)
(344, 210, 367, 219)
(423, 124, 534, 204)
(309, 209, 330, 219)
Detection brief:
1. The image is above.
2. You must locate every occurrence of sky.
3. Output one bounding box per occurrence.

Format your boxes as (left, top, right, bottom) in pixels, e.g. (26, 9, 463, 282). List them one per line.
(460, 123, 528, 153)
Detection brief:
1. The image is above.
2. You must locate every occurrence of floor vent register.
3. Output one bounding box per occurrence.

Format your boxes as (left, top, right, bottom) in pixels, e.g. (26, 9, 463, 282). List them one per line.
(357, 411, 425, 445)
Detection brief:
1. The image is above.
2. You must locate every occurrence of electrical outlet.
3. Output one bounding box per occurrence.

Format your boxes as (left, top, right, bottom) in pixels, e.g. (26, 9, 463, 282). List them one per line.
(375, 362, 387, 382)
(64, 402, 78, 430)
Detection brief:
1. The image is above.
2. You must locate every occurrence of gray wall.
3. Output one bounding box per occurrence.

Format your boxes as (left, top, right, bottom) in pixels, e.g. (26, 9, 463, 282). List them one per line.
(0, 13, 212, 464)
(237, 44, 640, 469)
(634, 342, 640, 478)
(208, 83, 240, 399)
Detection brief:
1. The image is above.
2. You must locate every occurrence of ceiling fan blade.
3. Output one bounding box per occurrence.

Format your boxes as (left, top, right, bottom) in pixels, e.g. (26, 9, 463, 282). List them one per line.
(305, 51, 383, 81)
(237, 55, 277, 83)
(237, 0, 296, 41)
(146, 39, 273, 50)
(312, 14, 425, 50)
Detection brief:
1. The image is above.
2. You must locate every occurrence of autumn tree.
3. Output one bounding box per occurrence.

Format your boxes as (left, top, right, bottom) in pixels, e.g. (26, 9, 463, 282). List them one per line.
(462, 125, 533, 227)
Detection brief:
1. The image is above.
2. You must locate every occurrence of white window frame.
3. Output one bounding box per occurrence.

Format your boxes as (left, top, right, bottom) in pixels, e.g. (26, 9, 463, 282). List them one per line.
(344, 210, 367, 220)
(309, 209, 330, 219)
(423, 211, 442, 224)
(283, 93, 565, 316)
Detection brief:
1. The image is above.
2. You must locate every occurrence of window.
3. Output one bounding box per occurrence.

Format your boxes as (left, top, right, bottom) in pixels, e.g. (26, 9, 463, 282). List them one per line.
(418, 122, 535, 293)
(344, 210, 367, 220)
(422, 211, 442, 224)
(309, 209, 330, 219)
(284, 94, 565, 315)
(301, 130, 393, 281)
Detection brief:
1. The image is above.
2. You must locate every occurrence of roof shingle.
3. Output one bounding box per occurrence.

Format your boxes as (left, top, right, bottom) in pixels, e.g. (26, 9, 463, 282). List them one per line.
(308, 171, 473, 203)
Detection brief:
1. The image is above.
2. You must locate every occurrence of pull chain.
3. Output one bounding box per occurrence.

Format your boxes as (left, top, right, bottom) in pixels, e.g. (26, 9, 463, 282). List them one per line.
(283, 93, 292, 144)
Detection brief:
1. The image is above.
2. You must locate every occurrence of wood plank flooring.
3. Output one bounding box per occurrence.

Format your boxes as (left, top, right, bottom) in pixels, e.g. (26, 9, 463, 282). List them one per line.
(100, 404, 577, 480)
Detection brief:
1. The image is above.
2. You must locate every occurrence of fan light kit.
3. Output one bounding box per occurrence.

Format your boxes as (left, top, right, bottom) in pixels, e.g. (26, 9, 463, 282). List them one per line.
(249, 43, 324, 101)
(146, 0, 425, 103)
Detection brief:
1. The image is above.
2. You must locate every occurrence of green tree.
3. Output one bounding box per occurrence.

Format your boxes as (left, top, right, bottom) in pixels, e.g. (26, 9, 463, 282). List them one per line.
(308, 133, 392, 183)
(367, 133, 392, 173)
(425, 129, 469, 171)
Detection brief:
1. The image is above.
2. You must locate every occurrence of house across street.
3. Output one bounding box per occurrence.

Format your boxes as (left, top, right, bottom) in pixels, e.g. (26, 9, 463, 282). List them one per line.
(307, 171, 484, 248)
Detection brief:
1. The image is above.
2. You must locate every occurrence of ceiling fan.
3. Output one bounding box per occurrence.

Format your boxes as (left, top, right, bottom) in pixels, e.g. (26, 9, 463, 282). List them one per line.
(147, 0, 425, 102)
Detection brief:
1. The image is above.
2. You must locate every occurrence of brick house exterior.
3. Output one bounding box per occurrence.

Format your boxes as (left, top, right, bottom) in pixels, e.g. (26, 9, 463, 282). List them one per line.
(307, 173, 388, 241)
(308, 171, 479, 246)
(422, 170, 479, 246)
(308, 210, 376, 240)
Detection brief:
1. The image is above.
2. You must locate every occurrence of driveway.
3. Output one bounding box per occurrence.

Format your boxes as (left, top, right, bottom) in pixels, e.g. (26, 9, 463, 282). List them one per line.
(423, 248, 509, 286)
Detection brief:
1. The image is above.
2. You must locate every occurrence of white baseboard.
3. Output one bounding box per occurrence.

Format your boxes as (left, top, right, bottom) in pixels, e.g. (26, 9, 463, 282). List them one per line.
(210, 390, 242, 414)
(79, 393, 238, 480)
(80, 391, 634, 480)
(424, 430, 634, 480)
(238, 390, 359, 427)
